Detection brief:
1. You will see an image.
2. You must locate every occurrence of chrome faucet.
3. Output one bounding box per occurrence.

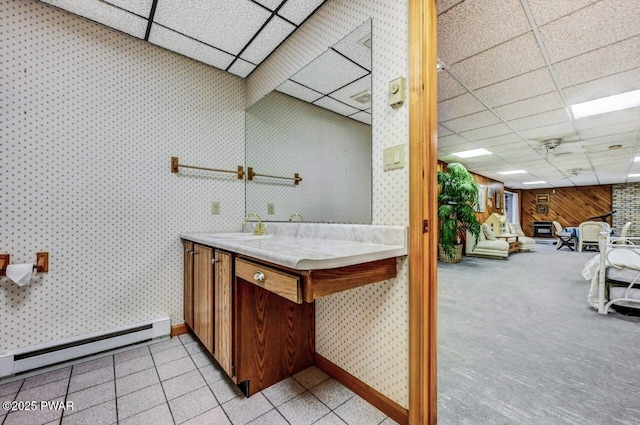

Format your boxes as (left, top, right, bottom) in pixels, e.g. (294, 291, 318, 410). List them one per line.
(288, 213, 304, 222)
(241, 214, 267, 235)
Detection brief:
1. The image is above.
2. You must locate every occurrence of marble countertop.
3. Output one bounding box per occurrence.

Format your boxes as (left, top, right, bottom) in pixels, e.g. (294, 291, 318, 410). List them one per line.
(180, 223, 407, 270)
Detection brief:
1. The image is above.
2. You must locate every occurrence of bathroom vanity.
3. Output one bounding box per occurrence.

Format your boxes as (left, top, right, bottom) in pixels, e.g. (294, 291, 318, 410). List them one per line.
(180, 223, 407, 396)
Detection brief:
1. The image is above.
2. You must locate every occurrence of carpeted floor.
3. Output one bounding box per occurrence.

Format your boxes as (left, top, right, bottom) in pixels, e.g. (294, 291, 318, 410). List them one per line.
(437, 242, 640, 425)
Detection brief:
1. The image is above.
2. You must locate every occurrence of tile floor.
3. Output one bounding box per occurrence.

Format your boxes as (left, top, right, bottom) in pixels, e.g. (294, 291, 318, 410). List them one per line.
(0, 334, 397, 425)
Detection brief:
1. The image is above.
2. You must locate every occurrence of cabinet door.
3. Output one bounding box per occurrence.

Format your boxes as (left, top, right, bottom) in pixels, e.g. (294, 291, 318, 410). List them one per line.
(234, 276, 315, 396)
(214, 251, 233, 378)
(193, 244, 214, 354)
(182, 240, 194, 330)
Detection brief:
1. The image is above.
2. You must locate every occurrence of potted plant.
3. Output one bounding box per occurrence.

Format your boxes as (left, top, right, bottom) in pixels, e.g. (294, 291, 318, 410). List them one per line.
(437, 163, 481, 263)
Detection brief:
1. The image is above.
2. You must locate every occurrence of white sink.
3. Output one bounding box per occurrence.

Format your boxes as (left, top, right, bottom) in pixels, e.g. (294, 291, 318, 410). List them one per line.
(203, 233, 272, 241)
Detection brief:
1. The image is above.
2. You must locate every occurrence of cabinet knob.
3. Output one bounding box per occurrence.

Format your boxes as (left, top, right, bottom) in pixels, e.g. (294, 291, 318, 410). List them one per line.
(211, 258, 218, 264)
(253, 271, 265, 282)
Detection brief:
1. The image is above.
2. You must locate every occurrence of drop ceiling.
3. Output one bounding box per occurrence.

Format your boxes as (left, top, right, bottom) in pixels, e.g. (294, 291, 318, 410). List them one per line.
(275, 20, 372, 125)
(41, 0, 327, 78)
(41, 0, 370, 123)
(437, 0, 640, 189)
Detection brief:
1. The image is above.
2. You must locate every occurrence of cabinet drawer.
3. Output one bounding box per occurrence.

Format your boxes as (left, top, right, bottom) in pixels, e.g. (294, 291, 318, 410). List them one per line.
(235, 258, 301, 304)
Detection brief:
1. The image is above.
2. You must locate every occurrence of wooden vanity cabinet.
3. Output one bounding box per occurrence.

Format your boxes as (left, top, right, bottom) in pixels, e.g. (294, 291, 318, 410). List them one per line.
(182, 241, 315, 397)
(182, 240, 194, 330)
(234, 259, 315, 397)
(193, 244, 214, 354)
(183, 243, 231, 363)
(213, 250, 233, 377)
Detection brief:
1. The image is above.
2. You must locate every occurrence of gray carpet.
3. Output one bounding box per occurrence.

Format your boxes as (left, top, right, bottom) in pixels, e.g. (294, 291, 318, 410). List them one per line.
(438, 243, 640, 425)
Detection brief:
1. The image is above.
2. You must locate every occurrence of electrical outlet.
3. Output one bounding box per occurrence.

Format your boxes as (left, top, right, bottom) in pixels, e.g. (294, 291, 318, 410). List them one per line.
(267, 203, 275, 215)
(212, 201, 220, 215)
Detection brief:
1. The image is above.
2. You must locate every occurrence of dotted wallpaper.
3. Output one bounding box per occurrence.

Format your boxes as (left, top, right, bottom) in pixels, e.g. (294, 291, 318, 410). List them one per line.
(245, 91, 372, 223)
(1, 0, 245, 350)
(247, 0, 410, 408)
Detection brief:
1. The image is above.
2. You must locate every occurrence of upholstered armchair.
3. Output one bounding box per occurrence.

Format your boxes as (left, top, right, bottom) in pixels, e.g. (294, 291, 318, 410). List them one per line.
(465, 224, 509, 259)
(508, 223, 535, 252)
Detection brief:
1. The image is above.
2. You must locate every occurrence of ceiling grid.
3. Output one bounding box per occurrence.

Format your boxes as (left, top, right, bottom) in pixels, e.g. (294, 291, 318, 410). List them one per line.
(437, 0, 640, 188)
(42, 0, 327, 78)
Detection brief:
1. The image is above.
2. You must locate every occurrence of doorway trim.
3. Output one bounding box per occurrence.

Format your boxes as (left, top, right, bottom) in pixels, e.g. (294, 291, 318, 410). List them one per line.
(408, 0, 438, 423)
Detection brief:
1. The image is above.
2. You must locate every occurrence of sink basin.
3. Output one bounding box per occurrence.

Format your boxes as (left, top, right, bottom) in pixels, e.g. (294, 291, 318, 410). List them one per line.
(204, 233, 272, 241)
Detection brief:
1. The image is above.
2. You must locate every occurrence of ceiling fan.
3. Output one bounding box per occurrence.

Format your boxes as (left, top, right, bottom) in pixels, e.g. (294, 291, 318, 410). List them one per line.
(562, 168, 583, 179)
(536, 138, 583, 159)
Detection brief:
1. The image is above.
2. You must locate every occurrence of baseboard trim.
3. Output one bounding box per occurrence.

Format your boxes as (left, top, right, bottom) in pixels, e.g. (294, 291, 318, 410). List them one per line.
(170, 324, 189, 337)
(314, 353, 408, 425)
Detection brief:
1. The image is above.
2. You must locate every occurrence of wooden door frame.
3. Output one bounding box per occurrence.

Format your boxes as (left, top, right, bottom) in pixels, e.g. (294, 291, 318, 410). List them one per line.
(408, 0, 438, 423)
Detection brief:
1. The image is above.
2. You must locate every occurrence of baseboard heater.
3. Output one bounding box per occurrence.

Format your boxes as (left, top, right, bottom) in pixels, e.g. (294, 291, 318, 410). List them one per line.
(0, 317, 170, 379)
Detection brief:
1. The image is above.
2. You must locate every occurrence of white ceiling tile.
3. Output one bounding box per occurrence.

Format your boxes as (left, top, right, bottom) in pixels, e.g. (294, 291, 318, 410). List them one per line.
(580, 121, 640, 139)
(519, 121, 575, 140)
(494, 92, 565, 121)
(508, 109, 570, 132)
(438, 125, 454, 137)
(459, 123, 513, 140)
(538, 0, 640, 63)
(332, 20, 372, 71)
(290, 49, 368, 94)
(350, 111, 371, 125)
(329, 75, 372, 110)
(475, 68, 557, 108)
(574, 107, 640, 131)
(441, 110, 501, 133)
(107, 0, 155, 17)
(438, 71, 467, 101)
(599, 175, 629, 184)
(438, 0, 464, 15)
(588, 146, 636, 157)
(590, 154, 629, 166)
(438, 134, 469, 147)
(473, 133, 524, 148)
(148, 24, 235, 69)
(438, 93, 486, 122)
(490, 143, 541, 157)
(254, 0, 281, 11)
(278, 0, 325, 25)
(448, 33, 546, 90)
(40, 0, 148, 38)
(312, 97, 360, 116)
(496, 147, 543, 160)
(563, 67, 640, 105)
(227, 58, 256, 78)
(582, 131, 639, 145)
(241, 16, 295, 64)
(526, 0, 597, 26)
(554, 36, 640, 89)
(154, 0, 270, 55)
(276, 80, 323, 103)
(441, 142, 482, 154)
(437, 0, 530, 65)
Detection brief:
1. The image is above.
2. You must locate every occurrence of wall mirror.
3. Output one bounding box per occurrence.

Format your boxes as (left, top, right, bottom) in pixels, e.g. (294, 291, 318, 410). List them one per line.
(245, 19, 372, 223)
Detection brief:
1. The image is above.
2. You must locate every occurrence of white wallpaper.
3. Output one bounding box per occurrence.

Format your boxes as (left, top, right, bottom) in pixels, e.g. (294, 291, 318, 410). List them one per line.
(247, 0, 410, 408)
(245, 91, 372, 223)
(1, 0, 245, 350)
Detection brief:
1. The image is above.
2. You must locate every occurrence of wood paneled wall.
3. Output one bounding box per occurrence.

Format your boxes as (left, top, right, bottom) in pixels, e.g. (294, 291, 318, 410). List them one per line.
(520, 185, 612, 236)
(437, 161, 505, 223)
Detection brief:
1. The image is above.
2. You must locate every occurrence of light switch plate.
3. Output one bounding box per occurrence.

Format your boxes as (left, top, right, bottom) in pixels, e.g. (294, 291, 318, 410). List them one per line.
(383, 144, 404, 171)
(389, 77, 406, 108)
(212, 201, 220, 215)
